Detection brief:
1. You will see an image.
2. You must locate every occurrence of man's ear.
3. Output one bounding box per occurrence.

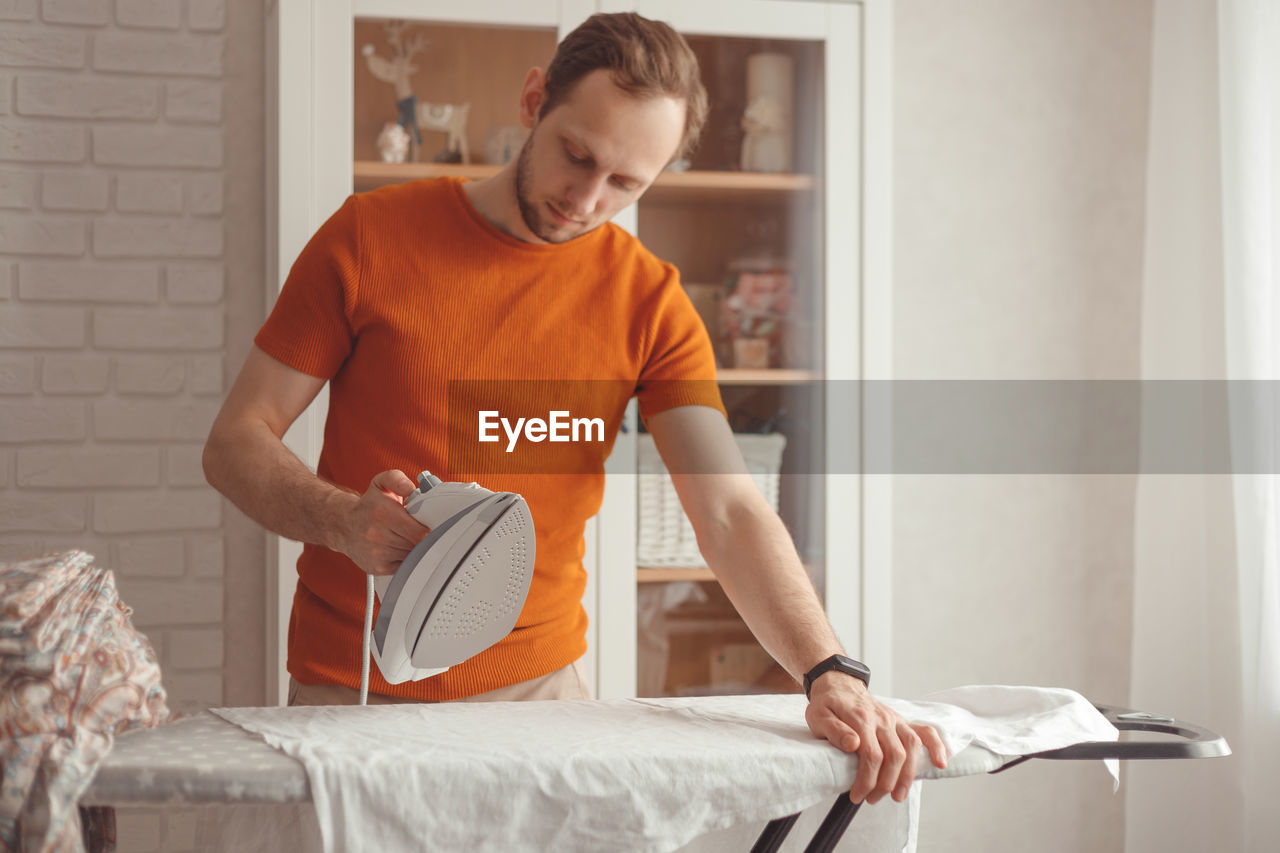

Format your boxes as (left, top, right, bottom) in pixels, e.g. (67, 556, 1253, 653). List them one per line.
(518, 67, 547, 130)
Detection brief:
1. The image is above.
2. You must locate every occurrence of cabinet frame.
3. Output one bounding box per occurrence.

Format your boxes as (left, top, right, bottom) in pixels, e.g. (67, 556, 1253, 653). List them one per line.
(265, 0, 893, 705)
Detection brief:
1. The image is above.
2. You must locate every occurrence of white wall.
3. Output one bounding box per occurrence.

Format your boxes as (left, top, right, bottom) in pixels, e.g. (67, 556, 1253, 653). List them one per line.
(0, 1, 264, 849)
(893, 1, 1153, 850)
(0, 0, 231, 706)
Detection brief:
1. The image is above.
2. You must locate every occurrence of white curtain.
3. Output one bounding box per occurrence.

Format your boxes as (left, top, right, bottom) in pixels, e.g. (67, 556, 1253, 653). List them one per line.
(1128, 0, 1279, 851)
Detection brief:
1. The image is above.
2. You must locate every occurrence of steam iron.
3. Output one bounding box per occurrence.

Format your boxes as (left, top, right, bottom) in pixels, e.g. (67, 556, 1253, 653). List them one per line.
(358, 472, 535, 699)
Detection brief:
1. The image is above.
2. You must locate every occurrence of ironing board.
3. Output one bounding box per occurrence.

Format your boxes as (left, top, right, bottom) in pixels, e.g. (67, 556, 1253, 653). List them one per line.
(80, 712, 310, 807)
(80, 696, 1228, 853)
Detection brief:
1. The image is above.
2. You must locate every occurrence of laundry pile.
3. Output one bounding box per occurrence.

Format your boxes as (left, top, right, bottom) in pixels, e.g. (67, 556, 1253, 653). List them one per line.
(0, 550, 169, 852)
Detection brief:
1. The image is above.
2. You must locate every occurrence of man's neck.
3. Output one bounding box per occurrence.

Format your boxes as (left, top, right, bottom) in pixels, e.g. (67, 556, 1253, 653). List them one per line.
(460, 164, 544, 244)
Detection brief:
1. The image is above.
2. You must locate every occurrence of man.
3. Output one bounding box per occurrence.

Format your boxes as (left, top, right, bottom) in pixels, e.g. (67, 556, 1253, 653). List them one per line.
(203, 12, 946, 807)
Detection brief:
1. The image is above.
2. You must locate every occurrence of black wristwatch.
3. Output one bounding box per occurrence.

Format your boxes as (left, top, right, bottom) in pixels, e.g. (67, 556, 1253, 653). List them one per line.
(803, 654, 871, 699)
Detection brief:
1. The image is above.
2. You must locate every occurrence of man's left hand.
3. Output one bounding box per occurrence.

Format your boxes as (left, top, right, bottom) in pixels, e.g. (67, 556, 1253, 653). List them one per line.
(804, 675, 949, 804)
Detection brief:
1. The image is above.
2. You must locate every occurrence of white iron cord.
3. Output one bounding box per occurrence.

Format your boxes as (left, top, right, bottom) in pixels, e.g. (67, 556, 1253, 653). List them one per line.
(360, 574, 373, 705)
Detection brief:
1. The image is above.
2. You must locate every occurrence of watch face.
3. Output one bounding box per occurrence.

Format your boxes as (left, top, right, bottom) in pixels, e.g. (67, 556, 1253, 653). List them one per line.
(834, 655, 870, 679)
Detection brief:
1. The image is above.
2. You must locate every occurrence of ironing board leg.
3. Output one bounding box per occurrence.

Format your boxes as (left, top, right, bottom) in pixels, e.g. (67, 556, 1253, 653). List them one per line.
(747, 795, 863, 853)
(749, 812, 800, 852)
(801, 795, 861, 853)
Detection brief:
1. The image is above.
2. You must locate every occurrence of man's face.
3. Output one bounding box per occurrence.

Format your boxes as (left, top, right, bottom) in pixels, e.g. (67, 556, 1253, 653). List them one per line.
(514, 68, 685, 244)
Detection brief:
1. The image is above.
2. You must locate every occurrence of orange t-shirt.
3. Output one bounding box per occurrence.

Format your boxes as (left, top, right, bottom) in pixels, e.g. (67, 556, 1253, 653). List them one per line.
(256, 177, 724, 699)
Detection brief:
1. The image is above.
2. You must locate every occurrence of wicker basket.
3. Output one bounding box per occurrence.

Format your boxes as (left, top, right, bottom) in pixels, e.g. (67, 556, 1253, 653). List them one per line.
(636, 432, 787, 568)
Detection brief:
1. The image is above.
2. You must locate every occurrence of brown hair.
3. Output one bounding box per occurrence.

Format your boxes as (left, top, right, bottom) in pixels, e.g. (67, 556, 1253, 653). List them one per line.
(539, 12, 708, 162)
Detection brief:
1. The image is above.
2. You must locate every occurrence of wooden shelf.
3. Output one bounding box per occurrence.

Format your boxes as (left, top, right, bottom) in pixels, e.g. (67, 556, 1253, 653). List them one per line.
(353, 161, 815, 200)
(354, 161, 499, 191)
(644, 170, 815, 204)
(637, 567, 718, 584)
(717, 368, 818, 385)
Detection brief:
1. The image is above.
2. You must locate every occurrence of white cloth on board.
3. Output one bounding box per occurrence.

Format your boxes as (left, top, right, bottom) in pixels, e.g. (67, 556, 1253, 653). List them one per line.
(210, 685, 1117, 853)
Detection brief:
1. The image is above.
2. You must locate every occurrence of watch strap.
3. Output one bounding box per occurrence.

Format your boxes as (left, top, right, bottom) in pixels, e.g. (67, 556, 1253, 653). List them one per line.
(803, 654, 871, 699)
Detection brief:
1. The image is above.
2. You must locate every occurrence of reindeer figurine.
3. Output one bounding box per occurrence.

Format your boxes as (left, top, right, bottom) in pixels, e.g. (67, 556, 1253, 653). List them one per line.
(361, 21, 427, 147)
(362, 21, 471, 164)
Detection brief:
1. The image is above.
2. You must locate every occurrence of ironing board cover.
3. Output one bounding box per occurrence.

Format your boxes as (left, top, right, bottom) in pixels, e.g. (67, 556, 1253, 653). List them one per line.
(205, 686, 1117, 853)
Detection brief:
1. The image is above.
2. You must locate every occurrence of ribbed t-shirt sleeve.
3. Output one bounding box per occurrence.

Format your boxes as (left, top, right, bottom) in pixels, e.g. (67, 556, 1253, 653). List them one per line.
(635, 264, 727, 425)
(254, 195, 361, 379)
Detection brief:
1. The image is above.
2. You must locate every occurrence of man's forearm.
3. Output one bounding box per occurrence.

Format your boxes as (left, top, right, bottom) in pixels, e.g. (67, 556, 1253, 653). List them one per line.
(698, 494, 843, 683)
(203, 418, 357, 554)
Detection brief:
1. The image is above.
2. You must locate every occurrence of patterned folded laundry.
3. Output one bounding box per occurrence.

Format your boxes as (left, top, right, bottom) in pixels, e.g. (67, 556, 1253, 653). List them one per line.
(0, 550, 170, 853)
(1, 551, 95, 622)
(1, 570, 117, 663)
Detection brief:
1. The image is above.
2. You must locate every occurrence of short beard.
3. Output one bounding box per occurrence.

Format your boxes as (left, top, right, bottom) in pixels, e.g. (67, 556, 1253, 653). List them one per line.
(514, 133, 557, 243)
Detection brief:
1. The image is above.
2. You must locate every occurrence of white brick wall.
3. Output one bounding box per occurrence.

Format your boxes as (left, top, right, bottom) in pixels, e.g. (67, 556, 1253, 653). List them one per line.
(41, 354, 109, 391)
(116, 0, 182, 31)
(0, 12, 229, 836)
(0, 119, 85, 161)
(94, 31, 221, 76)
(42, 1, 110, 28)
(40, 171, 109, 210)
(16, 71, 158, 118)
(20, 261, 158, 300)
(94, 307, 222, 347)
(0, 31, 86, 70)
(0, 2, 38, 24)
(164, 79, 220, 123)
(92, 124, 222, 168)
(116, 171, 184, 213)
(0, 354, 35, 391)
(0, 214, 87, 253)
(0, 167, 39, 207)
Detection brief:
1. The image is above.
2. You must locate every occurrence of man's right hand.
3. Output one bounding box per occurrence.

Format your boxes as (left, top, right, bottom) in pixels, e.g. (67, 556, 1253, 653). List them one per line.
(337, 470, 431, 576)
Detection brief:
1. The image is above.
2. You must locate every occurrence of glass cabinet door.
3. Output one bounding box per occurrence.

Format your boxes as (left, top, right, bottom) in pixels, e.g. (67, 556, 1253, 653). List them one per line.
(634, 33, 826, 698)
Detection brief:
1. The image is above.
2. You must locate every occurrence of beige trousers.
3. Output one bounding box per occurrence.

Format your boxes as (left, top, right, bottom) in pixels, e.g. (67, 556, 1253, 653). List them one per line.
(287, 659, 593, 706)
